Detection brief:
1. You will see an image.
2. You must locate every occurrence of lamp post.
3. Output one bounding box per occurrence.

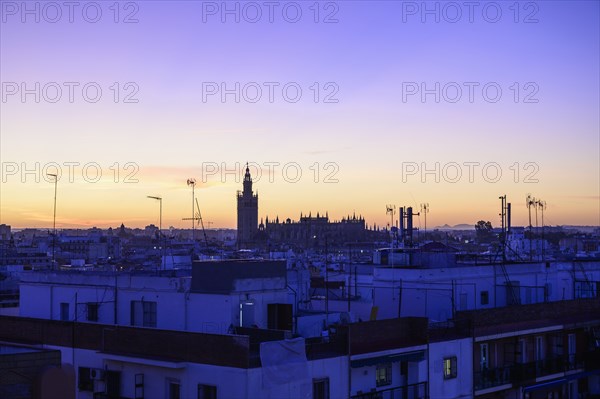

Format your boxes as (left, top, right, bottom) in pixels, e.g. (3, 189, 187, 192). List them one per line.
(187, 179, 196, 241)
(47, 173, 58, 270)
(147, 196, 163, 270)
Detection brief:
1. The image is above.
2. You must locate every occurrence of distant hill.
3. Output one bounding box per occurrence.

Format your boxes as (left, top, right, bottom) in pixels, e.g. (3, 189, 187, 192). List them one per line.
(432, 224, 599, 232)
(434, 224, 474, 230)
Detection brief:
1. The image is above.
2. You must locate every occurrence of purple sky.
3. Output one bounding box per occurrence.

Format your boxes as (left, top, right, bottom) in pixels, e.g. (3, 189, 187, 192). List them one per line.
(1, 1, 599, 229)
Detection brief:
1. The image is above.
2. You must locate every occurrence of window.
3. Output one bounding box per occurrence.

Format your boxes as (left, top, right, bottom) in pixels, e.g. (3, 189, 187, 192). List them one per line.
(376, 363, 392, 387)
(239, 300, 255, 327)
(167, 379, 180, 399)
(518, 339, 527, 363)
(459, 293, 467, 310)
(267, 303, 293, 331)
(400, 361, 408, 376)
(106, 371, 121, 398)
(198, 384, 217, 399)
(135, 374, 144, 399)
(312, 378, 330, 399)
(143, 301, 157, 327)
(553, 334, 564, 356)
(480, 291, 489, 305)
(60, 302, 70, 321)
(480, 344, 488, 369)
(87, 302, 99, 322)
(535, 336, 544, 361)
(568, 333, 576, 364)
(443, 357, 457, 379)
(131, 300, 157, 327)
(78, 367, 93, 392)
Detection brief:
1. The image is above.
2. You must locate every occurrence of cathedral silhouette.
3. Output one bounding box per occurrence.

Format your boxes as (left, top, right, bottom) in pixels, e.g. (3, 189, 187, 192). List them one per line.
(236, 165, 385, 250)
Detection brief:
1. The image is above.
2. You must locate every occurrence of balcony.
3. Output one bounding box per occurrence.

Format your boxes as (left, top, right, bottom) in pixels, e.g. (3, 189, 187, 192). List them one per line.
(351, 382, 428, 399)
(475, 352, 599, 392)
(474, 366, 513, 391)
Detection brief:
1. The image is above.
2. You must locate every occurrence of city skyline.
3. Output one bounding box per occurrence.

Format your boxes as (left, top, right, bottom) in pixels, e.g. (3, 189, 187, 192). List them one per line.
(1, 1, 599, 229)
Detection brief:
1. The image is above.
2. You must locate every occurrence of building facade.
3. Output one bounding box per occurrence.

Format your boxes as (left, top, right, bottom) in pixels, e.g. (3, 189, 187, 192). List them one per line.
(262, 213, 379, 248)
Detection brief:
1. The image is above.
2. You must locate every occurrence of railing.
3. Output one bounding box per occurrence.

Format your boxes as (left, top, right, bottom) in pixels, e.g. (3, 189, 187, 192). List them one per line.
(513, 356, 569, 381)
(474, 366, 512, 391)
(351, 382, 428, 399)
(475, 352, 596, 392)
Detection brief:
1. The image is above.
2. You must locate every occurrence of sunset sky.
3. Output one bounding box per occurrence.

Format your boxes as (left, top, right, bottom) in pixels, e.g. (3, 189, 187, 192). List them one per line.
(1, 1, 598, 230)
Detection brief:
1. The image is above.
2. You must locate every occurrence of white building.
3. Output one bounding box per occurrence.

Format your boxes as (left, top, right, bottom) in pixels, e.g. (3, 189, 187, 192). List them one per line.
(19, 260, 291, 334)
(0, 314, 433, 399)
(370, 253, 600, 322)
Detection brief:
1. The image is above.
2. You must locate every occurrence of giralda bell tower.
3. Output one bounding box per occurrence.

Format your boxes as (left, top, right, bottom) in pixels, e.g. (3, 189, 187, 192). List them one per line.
(236, 164, 258, 249)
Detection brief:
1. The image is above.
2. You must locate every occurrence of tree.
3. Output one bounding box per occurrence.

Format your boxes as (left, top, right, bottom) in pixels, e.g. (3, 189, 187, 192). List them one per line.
(475, 220, 494, 243)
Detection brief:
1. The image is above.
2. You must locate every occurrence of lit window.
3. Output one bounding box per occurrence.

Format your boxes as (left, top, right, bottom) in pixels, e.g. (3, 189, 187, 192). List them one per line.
(376, 363, 392, 387)
(444, 357, 457, 379)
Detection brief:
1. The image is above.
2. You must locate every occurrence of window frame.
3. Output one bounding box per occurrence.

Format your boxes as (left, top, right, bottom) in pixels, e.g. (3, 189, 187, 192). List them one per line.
(198, 383, 217, 399)
(78, 367, 94, 392)
(480, 343, 489, 370)
(87, 302, 99, 322)
(443, 356, 457, 379)
(375, 362, 392, 387)
(60, 302, 70, 321)
(312, 377, 330, 399)
(167, 378, 181, 399)
(480, 291, 489, 305)
(143, 301, 157, 327)
(131, 300, 157, 328)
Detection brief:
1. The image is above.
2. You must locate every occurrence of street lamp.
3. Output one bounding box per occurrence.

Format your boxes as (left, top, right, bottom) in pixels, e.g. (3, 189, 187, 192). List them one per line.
(47, 173, 58, 270)
(147, 196, 163, 270)
(187, 179, 196, 241)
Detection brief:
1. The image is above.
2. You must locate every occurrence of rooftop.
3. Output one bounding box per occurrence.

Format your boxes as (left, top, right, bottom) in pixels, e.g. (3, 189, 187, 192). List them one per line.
(0, 345, 47, 355)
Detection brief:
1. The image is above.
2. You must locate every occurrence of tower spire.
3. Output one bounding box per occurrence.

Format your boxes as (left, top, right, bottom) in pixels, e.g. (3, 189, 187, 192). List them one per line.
(243, 162, 253, 195)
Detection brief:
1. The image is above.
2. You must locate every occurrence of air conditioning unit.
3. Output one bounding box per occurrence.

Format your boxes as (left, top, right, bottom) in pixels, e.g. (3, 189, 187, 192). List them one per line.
(89, 368, 105, 380)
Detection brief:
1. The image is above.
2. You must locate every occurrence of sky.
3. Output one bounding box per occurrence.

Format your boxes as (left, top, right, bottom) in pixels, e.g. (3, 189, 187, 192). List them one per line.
(0, 0, 599, 230)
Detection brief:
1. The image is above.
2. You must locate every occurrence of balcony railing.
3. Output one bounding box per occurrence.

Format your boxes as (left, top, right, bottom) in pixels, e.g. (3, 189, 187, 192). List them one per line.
(475, 351, 599, 392)
(474, 366, 513, 391)
(351, 382, 428, 399)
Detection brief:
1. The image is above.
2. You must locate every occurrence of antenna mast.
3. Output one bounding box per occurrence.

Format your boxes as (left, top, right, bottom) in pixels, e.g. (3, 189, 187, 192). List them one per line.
(526, 194, 535, 261)
(420, 203, 429, 240)
(536, 199, 547, 261)
(386, 205, 396, 248)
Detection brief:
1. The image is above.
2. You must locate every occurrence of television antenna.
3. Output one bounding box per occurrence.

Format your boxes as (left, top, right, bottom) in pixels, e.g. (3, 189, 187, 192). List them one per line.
(420, 203, 429, 237)
(386, 204, 396, 248)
